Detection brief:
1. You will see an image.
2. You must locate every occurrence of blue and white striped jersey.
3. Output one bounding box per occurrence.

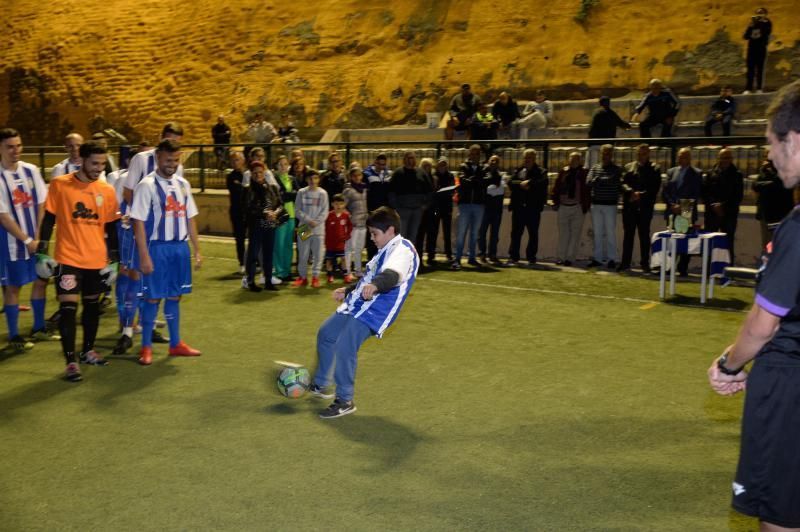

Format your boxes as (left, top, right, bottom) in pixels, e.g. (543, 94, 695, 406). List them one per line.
(51, 158, 80, 179)
(123, 149, 184, 192)
(130, 173, 198, 242)
(0, 161, 47, 261)
(338, 234, 418, 337)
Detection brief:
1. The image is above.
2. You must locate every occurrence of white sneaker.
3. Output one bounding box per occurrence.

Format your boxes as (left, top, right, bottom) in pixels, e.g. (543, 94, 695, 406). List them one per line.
(743, 90, 752, 95)
(241, 276, 249, 289)
(271, 276, 283, 285)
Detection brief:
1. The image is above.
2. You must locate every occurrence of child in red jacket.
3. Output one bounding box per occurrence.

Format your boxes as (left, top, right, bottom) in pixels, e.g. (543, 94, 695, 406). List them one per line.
(325, 194, 352, 283)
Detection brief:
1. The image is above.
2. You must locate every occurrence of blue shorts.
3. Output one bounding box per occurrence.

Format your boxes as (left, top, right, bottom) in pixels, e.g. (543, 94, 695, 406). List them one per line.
(118, 222, 138, 270)
(141, 241, 192, 299)
(0, 255, 37, 287)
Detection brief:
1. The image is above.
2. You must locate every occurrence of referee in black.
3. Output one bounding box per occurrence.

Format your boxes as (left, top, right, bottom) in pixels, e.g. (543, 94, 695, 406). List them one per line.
(708, 80, 800, 531)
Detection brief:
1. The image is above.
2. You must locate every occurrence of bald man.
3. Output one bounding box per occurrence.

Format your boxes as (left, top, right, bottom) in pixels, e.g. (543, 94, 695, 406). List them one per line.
(703, 148, 744, 262)
(51, 133, 84, 178)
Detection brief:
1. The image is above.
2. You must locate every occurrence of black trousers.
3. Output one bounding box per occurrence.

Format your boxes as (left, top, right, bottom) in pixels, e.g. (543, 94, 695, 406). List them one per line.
(427, 207, 453, 260)
(478, 205, 504, 259)
(746, 47, 767, 91)
(704, 114, 732, 136)
(246, 225, 276, 285)
(230, 209, 246, 266)
(508, 208, 542, 262)
(705, 212, 739, 264)
(620, 206, 654, 269)
(415, 207, 432, 259)
(639, 116, 673, 138)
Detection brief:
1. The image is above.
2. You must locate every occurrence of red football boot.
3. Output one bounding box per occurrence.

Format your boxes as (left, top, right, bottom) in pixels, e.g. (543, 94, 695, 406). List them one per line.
(138, 347, 153, 366)
(169, 341, 202, 357)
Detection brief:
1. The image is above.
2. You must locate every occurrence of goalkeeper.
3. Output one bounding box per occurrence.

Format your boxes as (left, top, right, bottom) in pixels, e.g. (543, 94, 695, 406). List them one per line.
(37, 141, 120, 382)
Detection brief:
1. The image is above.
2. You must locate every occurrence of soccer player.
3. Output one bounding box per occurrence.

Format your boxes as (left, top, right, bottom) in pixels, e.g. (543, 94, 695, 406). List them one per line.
(310, 207, 418, 419)
(51, 133, 84, 178)
(0, 128, 55, 351)
(130, 139, 202, 366)
(37, 141, 120, 382)
(707, 80, 800, 531)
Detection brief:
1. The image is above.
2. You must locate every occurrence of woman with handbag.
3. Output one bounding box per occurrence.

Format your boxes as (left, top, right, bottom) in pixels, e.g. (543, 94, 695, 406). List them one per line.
(244, 161, 285, 292)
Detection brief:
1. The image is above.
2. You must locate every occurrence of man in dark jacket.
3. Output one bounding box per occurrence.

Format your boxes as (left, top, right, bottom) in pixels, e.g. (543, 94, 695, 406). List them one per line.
(743, 7, 772, 93)
(477, 155, 505, 263)
(632, 79, 681, 138)
(452, 145, 487, 269)
(705, 86, 737, 137)
(320, 152, 346, 207)
(589, 96, 631, 139)
(226, 151, 247, 272)
(427, 157, 455, 264)
(212, 115, 232, 170)
(492, 92, 520, 139)
(703, 148, 744, 262)
(507, 149, 549, 266)
(363, 153, 392, 259)
(389, 151, 432, 252)
(587, 145, 623, 269)
(753, 153, 795, 248)
(663, 148, 703, 275)
(619, 144, 662, 272)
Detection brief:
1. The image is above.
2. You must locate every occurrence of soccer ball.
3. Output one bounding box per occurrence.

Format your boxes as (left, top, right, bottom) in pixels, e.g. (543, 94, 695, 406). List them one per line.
(276, 367, 311, 398)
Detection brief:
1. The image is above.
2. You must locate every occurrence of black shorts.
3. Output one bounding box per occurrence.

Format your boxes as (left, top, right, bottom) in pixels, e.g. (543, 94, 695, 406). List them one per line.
(325, 250, 344, 260)
(732, 354, 800, 528)
(55, 264, 104, 297)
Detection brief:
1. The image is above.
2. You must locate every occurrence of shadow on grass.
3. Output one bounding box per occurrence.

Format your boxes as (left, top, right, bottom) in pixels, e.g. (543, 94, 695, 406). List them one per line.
(0, 374, 74, 423)
(0, 346, 27, 364)
(93, 357, 181, 407)
(665, 294, 751, 312)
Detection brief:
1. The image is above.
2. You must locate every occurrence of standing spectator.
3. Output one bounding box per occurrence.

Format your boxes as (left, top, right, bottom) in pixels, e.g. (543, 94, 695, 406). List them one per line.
(705, 86, 737, 137)
(587, 95, 631, 167)
(343, 167, 368, 281)
(272, 155, 298, 283)
(226, 151, 247, 274)
(321, 152, 345, 207)
(619, 144, 662, 273)
(663, 148, 703, 276)
(272, 114, 299, 144)
(211, 115, 231, 170)
(470, 102, 499, 142)
(446, 83, 482, 140)
(293, 171, 328, 288)
(388, 151, 431, 249)
(632, 79, 681, 138)
(703, 148, 745, 262)
(452, 145, 487, 269)
(243, 147, 274, 187)
(753, 152, 795, 248)
(51, 133, 84, 178)
(743, 7, 772, 94)
(363, 153, 392, 258)
(492, 91, 520, 139)
(290, 157, 313, 189)
(243, 161, 283, 292)
(477, 155, 506, 263)
(507, 149, 549, 266)
(247, 113, 276, 145)
(324, 194, 352, 283)
(587, 144, 622, 269)
(427, 157, 455, 264)
(414, 158, 436, 260)
(552, 152, 591, 266)
(517, 90, 554, 133)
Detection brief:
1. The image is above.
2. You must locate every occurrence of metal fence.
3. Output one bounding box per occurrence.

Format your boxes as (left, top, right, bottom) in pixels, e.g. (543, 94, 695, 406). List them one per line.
(23, 135, 768, 204)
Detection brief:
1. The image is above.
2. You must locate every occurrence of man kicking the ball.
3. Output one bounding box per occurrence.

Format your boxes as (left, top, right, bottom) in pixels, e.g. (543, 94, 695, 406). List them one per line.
(310, 207, 418, 419)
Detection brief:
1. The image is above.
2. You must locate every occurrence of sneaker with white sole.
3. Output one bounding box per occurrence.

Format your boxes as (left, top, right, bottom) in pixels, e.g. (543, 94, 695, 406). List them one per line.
(65, 362, 82, 382)
(271, 276, 283, 285)
(319, 398, 357, 419)
(258, 274, 266, 286)
(31, 328, 61, 341)
(79, 350, 109, 366)
(309, 383, 335, 399)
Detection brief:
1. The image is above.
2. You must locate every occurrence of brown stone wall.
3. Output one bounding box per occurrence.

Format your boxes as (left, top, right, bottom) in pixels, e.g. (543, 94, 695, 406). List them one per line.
(2, 1, 799, 144)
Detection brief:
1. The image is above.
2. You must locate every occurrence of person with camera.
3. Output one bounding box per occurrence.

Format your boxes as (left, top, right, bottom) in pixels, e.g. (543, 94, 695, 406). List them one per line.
(743, 7, 772, 94)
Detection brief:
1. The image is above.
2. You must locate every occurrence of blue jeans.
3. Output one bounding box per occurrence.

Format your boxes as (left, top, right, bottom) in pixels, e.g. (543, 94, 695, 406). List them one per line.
(455, 204, 484, 262)
(314, 313, 373, 401)
(591, 204, 618, 262)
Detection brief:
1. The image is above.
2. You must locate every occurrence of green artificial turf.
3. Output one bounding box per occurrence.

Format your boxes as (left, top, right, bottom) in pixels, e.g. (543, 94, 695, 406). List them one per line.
(0, 240, 760, 531)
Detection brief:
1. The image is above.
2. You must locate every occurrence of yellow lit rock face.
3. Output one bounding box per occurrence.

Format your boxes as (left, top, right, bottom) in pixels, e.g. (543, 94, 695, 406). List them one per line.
(1, 0, 798, 144)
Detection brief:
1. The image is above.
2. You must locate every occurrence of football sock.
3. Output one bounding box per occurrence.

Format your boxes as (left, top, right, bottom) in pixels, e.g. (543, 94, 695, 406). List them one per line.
(122, 282, 138, 333)
(4, 304, 19, 338)
(81, 298, 100, 353)
(31, 298, 46, 332)
(58, 302, 78, 363)
(141, 300, 158, 348)
(164, 298, 180, 348)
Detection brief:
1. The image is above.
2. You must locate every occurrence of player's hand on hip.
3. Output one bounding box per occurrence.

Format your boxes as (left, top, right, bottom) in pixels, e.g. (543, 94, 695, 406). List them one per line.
(361, 283, 378, 300)
(140, 256, 154, 275)
(194, 253, 203, 270)
(332, 287, 346, 302)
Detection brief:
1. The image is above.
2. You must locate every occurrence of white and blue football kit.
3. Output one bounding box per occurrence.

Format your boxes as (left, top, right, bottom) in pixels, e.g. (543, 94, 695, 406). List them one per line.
(51, 158, 80, 179)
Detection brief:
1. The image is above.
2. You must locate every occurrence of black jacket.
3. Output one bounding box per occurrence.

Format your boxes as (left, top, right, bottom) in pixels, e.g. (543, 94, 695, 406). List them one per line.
(753, 162, 795, 223)
(508, 164, 548, 212)
(622, 161, 662, 210)
(457, 161, 487, 205)
(589, 107, 630, 139)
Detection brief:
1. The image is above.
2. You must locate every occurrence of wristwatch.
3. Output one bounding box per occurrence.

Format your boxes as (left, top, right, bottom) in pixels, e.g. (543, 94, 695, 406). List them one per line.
(717, 352, 744, 376)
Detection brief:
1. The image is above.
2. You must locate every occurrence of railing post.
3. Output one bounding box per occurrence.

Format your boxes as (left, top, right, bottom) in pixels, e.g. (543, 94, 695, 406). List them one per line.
(543, 143, 550, 173)
(198, 146, 206, 192)
(345, 143, 351, 168)
(39, 148, 45, 175)
(435, 142, 442, 160)
(265, 144, 272, 168)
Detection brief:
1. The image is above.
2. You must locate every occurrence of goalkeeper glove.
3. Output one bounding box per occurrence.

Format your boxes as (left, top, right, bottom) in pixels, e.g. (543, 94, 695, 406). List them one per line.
(35, 253, 58, 279)
(99, 262, 119, 287)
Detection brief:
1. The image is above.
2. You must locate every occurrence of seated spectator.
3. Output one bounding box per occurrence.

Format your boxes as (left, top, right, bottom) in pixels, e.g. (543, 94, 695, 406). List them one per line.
(753, 150, 795, 248)
(663, 148, 703, 275)
(518, 90, 554, 131)
(471, 102, 499, 142)
(587, 144, 622, 269)
(492, 91, 520, 139)
(324, 194, 352, 284)
(632, 79, 680, 138)
(343, 168, 368, 281)
(552, 152, 590, 267)
(704, 86, 737, 137)
(272, 114, 300, 144)
(446, 83, 482, 140)
(703, 148, 744, 262)
(247, 113, 277, 144)
(320, 151, 346, 207)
